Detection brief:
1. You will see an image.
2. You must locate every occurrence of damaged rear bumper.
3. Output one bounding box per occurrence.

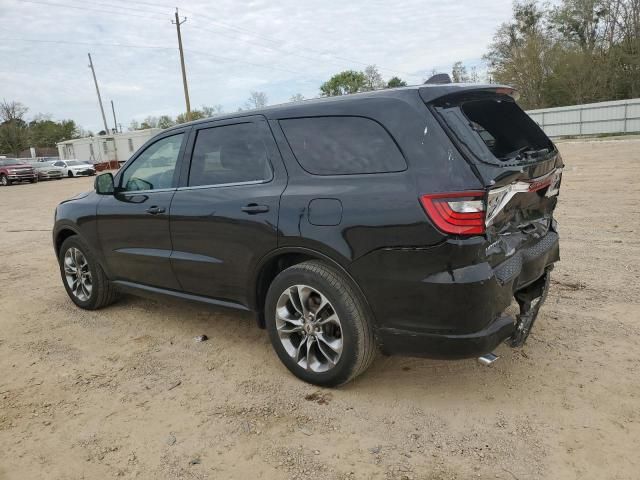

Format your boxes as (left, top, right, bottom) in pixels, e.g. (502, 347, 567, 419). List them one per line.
(352, 229, 559, 359)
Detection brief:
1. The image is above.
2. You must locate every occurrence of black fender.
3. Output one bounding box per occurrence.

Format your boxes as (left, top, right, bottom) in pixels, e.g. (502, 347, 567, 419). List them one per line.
(249, 246, 377, 330)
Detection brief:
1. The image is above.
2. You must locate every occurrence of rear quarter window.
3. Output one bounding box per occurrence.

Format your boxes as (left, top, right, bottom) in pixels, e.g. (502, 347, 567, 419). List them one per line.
(280, 116, 406, 175)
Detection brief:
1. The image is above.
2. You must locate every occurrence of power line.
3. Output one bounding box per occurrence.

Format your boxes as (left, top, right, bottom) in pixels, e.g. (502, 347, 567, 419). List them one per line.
(18, 0, 420, 80)
(144, 2, 420, 78)
(2, 37, 175, 50)
(12, 1, 313, 75)
(1, 37, 308, 76)
(17, 0, 166, 20)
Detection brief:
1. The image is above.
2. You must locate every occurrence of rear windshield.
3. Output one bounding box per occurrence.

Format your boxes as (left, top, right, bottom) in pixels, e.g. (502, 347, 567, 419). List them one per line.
(434, 95, 554, 165)
(280, 116, 406, 175)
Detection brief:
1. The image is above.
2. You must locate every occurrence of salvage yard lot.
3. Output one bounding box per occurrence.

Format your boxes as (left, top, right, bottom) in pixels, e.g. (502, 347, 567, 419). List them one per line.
(1, 139, 639, 480)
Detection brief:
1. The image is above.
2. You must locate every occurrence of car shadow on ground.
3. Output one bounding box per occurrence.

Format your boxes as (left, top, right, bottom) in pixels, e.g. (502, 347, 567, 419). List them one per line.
(101, 292, 520, 397)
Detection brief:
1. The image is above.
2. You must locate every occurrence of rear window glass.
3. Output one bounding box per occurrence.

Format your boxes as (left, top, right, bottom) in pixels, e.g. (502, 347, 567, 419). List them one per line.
(280, 116, 406, 175)
(435, 97, 553, 164)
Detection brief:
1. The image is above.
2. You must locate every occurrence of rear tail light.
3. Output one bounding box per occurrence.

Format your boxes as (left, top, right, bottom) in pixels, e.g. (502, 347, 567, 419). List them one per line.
(420, 191, 485, 235)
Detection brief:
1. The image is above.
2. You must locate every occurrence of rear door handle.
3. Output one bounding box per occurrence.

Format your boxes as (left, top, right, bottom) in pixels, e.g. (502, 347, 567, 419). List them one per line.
(146, 206, 166, 215)
(241, 203, 269, 214)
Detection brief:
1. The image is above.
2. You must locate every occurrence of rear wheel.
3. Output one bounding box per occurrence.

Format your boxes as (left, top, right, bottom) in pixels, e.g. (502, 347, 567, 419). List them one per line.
(58, 236, 118, 310)
(265, 261, 376, 387)
(1, 174, 10, 186)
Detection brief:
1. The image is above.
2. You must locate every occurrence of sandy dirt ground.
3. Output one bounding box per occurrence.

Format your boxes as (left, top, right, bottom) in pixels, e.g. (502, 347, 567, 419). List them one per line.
(1, 139, 639, 480)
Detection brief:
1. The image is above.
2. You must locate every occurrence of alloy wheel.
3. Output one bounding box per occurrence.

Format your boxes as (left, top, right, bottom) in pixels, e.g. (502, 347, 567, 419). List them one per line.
(64, 247, 93, 301)
(275, 285, 343, 373)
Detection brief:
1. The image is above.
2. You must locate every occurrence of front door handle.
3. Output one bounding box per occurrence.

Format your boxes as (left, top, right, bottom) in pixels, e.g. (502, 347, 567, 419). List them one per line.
(146, 206, 166, 215)
(241, 203, 269, 214)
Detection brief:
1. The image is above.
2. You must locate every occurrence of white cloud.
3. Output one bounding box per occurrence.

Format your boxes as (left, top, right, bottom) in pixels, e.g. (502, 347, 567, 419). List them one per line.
(1, 0, 513, 131)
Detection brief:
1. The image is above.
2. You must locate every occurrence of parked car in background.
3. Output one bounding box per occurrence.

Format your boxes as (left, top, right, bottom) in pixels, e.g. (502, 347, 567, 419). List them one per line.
(0, 158, 38, 185)
(53, 83, 562, 386)
(37, 156, 61, 163)
(34, 161, 65, 180)
(54, 160, 96, 177)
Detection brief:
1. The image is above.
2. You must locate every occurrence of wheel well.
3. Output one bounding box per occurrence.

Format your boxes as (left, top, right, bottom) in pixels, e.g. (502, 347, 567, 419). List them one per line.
(55, 229, 76, 256)
(254, 252, 323, 328)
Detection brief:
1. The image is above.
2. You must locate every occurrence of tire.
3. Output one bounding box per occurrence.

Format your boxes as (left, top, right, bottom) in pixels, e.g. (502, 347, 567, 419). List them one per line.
(265, 260, 376, 387)
(1, 174, 10, 186)
(58, 236, 118, 310)
(68, 171, 74, 178)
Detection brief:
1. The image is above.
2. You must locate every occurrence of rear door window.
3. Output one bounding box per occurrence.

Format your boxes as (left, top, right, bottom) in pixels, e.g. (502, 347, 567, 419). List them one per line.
(280, 116, 406, 175)
(188, 122, 272, 187)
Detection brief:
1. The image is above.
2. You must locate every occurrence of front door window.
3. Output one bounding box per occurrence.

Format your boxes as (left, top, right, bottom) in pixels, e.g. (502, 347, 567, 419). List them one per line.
(120, 134, 184, 191)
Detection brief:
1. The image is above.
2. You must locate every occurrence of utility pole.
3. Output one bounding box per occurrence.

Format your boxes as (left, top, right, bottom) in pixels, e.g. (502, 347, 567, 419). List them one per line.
(110, 100, 118, 134)
(87, 53, 109, 133)
(172, 8, 191, 121)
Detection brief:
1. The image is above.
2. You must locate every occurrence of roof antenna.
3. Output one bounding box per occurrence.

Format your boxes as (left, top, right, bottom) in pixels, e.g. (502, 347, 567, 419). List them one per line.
(424, 73, 452, 85)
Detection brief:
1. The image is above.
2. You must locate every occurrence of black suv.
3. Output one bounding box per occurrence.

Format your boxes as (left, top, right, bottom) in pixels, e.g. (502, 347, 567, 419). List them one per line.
(53, 84, 561, 386)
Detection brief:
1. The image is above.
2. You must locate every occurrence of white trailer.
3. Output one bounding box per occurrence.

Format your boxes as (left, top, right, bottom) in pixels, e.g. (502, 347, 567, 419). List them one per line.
(57, 129, 161, 165)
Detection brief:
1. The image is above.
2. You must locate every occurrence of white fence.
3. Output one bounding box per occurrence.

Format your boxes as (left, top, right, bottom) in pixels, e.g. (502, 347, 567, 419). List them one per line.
(526, 98, 640, 137)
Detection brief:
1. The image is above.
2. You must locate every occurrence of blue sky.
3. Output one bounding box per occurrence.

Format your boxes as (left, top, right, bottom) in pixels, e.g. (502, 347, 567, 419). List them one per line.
(0, 0, 513, 132)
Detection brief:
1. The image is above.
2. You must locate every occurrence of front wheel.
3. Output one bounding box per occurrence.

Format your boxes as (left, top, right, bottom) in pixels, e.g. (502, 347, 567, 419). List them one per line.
(0, 174, 10, 186)
(58, 236, 118, 310)
(68, 171, 74, 178)
(265, 261, 376, 387)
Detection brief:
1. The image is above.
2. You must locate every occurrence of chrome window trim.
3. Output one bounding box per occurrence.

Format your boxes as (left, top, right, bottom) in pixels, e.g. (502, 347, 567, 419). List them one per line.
(176, 179, 268, 192)
(117, 187, 177, 195)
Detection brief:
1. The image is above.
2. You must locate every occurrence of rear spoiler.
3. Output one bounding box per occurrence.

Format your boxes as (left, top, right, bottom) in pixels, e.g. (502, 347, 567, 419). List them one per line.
(418, 84, 518, 105)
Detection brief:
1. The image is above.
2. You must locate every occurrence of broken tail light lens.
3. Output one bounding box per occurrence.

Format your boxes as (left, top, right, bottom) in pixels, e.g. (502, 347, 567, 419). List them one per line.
(420, 191, 486, 235)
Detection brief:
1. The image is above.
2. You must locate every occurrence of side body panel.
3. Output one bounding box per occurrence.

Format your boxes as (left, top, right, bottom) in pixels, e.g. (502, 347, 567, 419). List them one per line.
(94, 127, 190, 290)
(169, 116, 287, 307)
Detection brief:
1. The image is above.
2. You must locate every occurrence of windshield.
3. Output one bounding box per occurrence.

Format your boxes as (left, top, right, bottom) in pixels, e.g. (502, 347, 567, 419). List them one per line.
(66, 160, 82, 166)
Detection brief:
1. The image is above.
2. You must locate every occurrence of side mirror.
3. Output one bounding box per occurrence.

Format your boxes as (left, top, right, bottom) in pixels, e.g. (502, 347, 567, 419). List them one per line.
(95, 172, 115, 195)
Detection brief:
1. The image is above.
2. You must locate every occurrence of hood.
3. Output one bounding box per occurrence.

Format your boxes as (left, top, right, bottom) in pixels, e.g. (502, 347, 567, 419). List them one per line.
(6, 163, 34, 169)
(37, 165, 65, 171)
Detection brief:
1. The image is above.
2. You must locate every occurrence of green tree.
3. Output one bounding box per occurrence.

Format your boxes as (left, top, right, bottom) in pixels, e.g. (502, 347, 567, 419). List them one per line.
(484, 1, 553, 108)
(320, 70, 367, 96)
(175, 110, 207, 124)
(386, 76, 408, 88)
(0, 100, 29, 156)
(363, 65, 385, 91)
(244, 91, 268, 110)
(484, 0, 639, 108)
(201, 105, 223, 117)
(451, 61, 470, 83)
(157, 115, 175, 129)
(140, 116, 159, 129)
(28, 117, 79, 147)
